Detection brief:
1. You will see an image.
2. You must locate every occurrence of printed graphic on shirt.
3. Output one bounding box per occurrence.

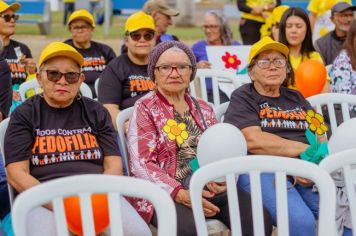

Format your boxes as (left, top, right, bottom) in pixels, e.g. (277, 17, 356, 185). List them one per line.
(259, 102, 309, 130)
(82, 56, 107, 73)
(5, 58, 27, 80)
(31, 127, 102, 166)
(129, 75, 155, 97)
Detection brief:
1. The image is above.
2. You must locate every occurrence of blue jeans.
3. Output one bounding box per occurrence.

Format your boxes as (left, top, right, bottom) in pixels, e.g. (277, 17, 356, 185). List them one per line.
(238, 173, 319, 236)
(343, 227, 352, 236)
(0, 154, 10, 220)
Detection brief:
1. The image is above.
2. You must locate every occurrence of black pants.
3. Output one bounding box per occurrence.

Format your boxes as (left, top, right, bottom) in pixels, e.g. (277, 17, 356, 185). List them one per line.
(63, 2, 75, 25)
(239, 18, 263, 45)
(151, 187, 273, 236)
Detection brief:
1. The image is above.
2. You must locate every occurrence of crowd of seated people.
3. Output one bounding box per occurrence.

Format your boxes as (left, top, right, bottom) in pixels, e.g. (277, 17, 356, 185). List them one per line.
(0, 0, 355, 235)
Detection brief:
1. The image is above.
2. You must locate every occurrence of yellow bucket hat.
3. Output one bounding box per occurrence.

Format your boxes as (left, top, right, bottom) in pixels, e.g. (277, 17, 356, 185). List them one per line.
(38, 42, 84, 67)
(248, 36, 289, 64)
(125, 11, 155, 33)
(67, 9, 95, 28)
(0, 0, 20, 13)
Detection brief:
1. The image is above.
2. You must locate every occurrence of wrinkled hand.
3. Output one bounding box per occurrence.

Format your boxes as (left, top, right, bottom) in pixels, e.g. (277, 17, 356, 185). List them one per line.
(20, 56, 36, 74)
(206, 182, 227, 194)
(197, 60, 211, 69)
(294, 176, 314, 187)
(175, 189, 220, 217)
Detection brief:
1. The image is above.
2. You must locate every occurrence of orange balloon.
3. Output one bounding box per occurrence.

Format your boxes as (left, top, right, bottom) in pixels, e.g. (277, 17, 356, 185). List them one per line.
(64, 194, 109, 235)
(295, 59, 327, 98)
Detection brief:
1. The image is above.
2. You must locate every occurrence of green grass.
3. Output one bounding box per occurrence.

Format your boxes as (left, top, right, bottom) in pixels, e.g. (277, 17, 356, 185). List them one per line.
(15, 11, 241, 41)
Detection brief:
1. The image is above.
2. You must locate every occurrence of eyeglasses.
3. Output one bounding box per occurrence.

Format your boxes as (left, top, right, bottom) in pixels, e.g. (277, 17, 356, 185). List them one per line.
(42, 70, 81, 84)
(0, 14, 19, 23)
(129, 31, 155, 41)
(334, 13, 354, 19)
(201, 25, 219, 30)
(155, 64, 192, 76)
(71, 24, 91, 31)
(255, 59, 286, 69)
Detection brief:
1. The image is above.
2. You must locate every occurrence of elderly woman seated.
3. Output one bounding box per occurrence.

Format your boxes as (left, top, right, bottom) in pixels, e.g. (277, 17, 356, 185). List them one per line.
(4, 42, 151, 236)
(127, 41, 273, 236)
(224, 36, 325, 236)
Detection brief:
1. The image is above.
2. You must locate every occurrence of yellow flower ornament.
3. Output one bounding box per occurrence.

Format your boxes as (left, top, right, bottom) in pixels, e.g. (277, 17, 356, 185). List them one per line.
(305, 110, 328, 135)
(163, 119, 189, 145)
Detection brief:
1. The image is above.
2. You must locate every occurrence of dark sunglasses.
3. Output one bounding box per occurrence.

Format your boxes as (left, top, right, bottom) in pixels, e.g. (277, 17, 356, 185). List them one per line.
(42, 70, 81, 84)
(129, 31, 155, 42)
(0, 14, 19, 22)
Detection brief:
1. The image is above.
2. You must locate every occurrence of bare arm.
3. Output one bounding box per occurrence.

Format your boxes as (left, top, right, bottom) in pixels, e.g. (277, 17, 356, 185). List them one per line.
(241, 126, 309, 157)
(103, 104, 120, 130)
(309, 12, 317, 31)
(6, 160, 40, 193)
(103, 155, 122, 176)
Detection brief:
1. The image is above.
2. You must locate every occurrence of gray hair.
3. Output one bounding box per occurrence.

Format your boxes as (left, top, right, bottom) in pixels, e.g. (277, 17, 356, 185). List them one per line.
(205, 11, 233, 45)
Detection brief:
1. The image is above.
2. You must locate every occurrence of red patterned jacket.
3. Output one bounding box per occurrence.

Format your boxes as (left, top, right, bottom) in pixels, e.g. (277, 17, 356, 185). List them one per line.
(127, 90, 217, 223)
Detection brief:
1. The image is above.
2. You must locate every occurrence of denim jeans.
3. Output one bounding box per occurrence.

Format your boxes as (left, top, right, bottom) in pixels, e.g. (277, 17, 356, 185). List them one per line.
(238, 173, 319, 236)
(0, 154, 10, 220)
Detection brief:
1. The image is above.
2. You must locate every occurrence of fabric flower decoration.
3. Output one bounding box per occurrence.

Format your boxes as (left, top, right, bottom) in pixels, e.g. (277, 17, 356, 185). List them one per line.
(221, 52, 241, 69)
(163, 119, 189, 145)
(305, 110, 328, 135)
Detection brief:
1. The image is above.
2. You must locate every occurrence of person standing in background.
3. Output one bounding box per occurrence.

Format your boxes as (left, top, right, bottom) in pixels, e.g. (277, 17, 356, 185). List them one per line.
(0, 0, 36, 112)
(260, 5, 289, 41)
(237, 0, 281, 45)
(308, 0, 351, 43)
(63, 0, 75, 26)
(65, 9, 116, 97)
(315, 2, 355, 65)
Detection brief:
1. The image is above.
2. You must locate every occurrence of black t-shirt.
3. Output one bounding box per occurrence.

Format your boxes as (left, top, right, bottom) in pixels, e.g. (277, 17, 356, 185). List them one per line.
(0, 58, 12, 118)
(4, 95, 120, 183)
(64, 39, 116, 97)
(97, 53, 154, 110)
(0, 40, 32, 85)
(224, 83, 313, 144)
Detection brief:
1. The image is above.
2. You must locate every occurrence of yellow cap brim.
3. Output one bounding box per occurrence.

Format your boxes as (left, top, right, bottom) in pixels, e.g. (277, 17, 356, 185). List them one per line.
(248, 42, 289, 64)
(39, 50, 84, 67)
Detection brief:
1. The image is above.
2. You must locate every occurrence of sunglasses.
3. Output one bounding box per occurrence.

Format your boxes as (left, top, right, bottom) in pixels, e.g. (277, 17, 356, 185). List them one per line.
(0, 14, 19, 22)
(42, 70, 81, 84)
(129, 31, 155, 42)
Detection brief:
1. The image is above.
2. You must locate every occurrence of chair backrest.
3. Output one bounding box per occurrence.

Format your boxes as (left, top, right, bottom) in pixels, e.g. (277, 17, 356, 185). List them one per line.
(190, 69, 241, 106)
(215, 102, 230, 122)
(307, 93, 356, 134)
(190, 156, 336, 236)
(115, 107, 134, 175)
(197, 123, 247, 167)
(328, 118, 356, 154)
(94, 77, 100, 98)
(11, 174, 176, 236)
(19, 80, 93, 101)
(319, 149, 356, 234)
(0, 118, 14, 207)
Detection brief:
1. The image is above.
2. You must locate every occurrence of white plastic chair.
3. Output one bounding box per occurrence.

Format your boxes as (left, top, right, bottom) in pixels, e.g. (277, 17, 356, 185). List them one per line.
(195, 123, 247, 234)
(215, 102, 230, 122)
(0, 118, 14, 207)
(190, 69, 245, 106)
(19, 79, 93, 101)
(94, 77, 100, 97)
(307, 93, 356, 134)
(190, 156, 336, 236)
(11, 174, 176, 236)
(319, 149, 356, 234)
(115, 107, 134, 176)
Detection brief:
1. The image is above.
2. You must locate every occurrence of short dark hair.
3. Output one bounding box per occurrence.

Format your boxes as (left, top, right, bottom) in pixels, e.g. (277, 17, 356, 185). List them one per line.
(278, 7, 315, 58)
(343, 19, 356, 70)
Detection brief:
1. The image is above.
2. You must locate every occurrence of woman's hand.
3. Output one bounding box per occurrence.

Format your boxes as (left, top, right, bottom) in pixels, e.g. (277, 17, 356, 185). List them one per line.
(197, 60, 211, 69)
(206, 182, 227, 194)
(20, 56, 36, 74)
(295, 176, 314, 187)
(175, 189, 220, 217)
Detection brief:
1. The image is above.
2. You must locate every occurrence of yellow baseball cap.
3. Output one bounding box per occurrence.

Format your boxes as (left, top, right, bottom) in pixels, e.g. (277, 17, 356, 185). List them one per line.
(248, 36, 289, 64)
(0, 0, 20, 13)
(271, 5, 289, 25)
(38, 42, 84, 67)
(125, 11, 155, 33)
(67, 9, 95, 28)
